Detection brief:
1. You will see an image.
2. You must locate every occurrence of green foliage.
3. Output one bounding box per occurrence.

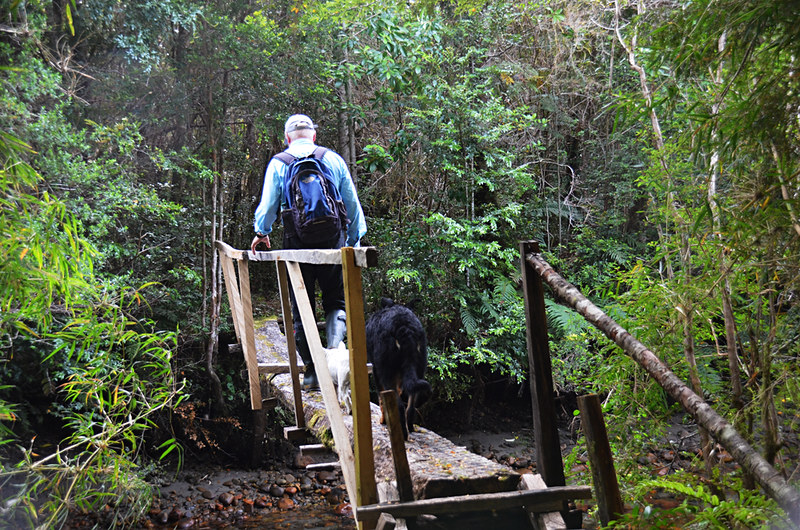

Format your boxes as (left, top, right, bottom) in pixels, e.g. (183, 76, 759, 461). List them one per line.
(4, 0, 800, 522)
(609, 471, 792, 530)
(1, 36, 184, 524)
(0, 128, 184, 527)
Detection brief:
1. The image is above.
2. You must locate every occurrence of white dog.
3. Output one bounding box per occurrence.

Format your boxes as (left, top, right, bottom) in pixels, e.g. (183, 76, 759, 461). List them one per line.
(325, 342, 351, 414)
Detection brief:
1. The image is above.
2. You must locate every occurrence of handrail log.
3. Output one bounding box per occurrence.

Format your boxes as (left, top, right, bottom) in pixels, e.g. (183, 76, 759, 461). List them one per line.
(524, 249, 800, 525)
(214, 240, 378, 268)
(356, 486, 592, 522)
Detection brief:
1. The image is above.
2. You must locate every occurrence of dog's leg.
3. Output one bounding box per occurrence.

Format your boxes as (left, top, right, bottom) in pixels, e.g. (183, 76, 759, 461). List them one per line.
(376, 383, 387, 424)
(398, 397, 409, 440)
(339, 366, 352, 414)
(406, 393, 415, 434)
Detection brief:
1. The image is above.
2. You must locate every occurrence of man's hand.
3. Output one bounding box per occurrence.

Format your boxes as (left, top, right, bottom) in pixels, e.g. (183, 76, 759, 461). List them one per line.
(250, 234, 271, 252)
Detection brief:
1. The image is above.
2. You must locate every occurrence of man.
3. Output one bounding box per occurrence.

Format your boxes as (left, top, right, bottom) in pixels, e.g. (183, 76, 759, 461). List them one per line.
(251, 114, 366, 389)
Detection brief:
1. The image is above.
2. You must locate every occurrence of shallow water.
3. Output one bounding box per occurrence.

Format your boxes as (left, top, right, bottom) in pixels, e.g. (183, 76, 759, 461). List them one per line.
(178, 506, 357, 529)
(231, 512, 356, 528)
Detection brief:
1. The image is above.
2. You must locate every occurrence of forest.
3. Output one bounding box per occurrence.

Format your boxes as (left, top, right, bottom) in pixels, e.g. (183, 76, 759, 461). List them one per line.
(1, 0, 799, 527)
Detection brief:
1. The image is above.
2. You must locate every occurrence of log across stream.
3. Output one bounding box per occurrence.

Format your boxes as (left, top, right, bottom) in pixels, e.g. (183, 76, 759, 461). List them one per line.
(254, 317, 522, 500)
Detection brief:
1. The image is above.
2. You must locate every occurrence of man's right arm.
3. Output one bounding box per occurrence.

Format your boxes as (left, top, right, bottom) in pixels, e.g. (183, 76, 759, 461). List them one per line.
(253, 158, 284, 238)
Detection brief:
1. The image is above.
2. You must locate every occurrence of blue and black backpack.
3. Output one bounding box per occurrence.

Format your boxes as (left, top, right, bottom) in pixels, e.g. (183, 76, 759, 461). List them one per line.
(274, 146, 349, 247)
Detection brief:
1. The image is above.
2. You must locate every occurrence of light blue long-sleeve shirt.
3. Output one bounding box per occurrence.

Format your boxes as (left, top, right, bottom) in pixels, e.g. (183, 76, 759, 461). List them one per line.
(253, 138, 367, 247)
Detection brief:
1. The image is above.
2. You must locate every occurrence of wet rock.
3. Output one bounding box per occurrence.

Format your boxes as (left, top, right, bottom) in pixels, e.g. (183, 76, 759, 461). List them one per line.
(218, 492, 235, 506)
(334, 503, 352, 516)
(254, 497, 271, 509)
(176, 517, 195, 528)
(154, 509, 170, 524)
(242, 498, 254, 514)
(282, 473, 296, 483)
(269, 485, 285, 497)
(513, 457, 530, 469)
(277, 496, 296, 510)
(326, 487, 346, 505)
(284, 486, 297, 496)
(316, 470, 337, 482)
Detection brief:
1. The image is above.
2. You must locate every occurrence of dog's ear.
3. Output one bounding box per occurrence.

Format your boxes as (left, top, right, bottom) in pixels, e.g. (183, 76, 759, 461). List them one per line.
(406, 298, 422, 311)
(380, 297, 395, 308)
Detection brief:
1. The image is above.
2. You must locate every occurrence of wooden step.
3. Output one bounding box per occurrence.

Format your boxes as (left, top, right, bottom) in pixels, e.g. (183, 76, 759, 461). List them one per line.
(306, 461, 342, 471)
(299, 443, 330, 456)
(283, 426, 309, 441)
(258, 362, 303, 374)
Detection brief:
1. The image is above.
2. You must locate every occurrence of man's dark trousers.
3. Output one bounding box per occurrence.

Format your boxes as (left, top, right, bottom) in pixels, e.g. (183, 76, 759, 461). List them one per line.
(284, 231, 347, 388)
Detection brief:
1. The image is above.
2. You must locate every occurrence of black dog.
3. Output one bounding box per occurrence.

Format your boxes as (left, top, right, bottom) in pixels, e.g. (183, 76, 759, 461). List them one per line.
(366, 298, 432, 440)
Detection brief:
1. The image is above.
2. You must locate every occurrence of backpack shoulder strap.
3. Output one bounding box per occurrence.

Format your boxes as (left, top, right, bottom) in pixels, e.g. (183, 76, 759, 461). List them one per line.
(273, 151, 295, 165)
(311, 146, 328, 160)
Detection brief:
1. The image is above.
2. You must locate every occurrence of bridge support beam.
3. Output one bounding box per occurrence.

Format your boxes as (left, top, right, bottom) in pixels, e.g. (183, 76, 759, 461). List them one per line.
(520, 240, 582, 528)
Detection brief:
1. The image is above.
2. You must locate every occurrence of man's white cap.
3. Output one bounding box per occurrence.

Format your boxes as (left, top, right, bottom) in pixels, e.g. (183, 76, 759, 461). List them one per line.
(284, 114, 317, 134)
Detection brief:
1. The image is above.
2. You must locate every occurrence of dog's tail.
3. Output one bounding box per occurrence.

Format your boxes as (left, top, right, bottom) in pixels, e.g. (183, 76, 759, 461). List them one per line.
(401, 369, 432, 405)
(400, 356, 432, 407)
(395, 326, 431, 403)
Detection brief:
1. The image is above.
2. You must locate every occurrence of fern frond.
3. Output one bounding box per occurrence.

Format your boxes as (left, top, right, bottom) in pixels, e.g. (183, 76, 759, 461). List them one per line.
(460, 305, 479, 337)
(545, 299, 586, 336)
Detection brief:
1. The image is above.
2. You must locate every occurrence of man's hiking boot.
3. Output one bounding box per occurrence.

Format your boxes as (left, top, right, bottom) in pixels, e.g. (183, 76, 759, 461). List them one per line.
(303, 363, 319, 390)
(325, 309, 347, 348)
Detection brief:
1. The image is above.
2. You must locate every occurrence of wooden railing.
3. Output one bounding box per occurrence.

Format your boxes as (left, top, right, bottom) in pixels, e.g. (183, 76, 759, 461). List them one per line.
(215, 241, 379, 522)
(217, 239, 629, 529)
(521, 240, 800, 526)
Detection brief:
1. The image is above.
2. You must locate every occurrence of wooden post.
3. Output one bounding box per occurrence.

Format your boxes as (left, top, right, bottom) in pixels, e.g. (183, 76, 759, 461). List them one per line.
(379, 390, 414, 503)
(235, 257, 262, 410)
(218, 251, 262, 410)
(376, 513, 397, 530)
(286, 261, 359, 510)
(218, 250, 244, 344)
(342, 246, 378, 528)
(577, 394, 623, 526)
(520, 240, 581, 527)
(276, 260, 305, 429)
(520, 241, 564, 486)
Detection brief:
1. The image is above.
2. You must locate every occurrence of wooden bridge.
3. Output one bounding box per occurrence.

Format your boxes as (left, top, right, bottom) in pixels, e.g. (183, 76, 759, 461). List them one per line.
(215, 240, 620, 529)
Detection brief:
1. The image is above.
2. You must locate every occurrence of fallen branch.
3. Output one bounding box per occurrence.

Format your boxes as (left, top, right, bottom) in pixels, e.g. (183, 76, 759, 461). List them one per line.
(525, 251, 800, 525)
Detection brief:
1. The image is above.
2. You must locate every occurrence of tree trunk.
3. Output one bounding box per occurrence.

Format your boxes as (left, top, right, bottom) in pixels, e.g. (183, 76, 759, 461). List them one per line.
(679, 237, 713, 475)
(759, 278, 782, 465)
(523, 250, 800, 524)
(707, 30, 744, 414)
(204, 78, 226, 416)
(613, 0, 674, 279)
